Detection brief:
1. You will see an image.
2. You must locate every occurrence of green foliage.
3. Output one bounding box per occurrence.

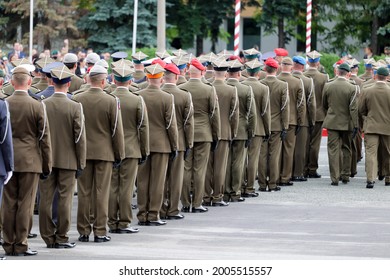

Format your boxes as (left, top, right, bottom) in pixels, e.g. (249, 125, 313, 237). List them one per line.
(126, 47, 157, 59)
(318, 53, 339, 78)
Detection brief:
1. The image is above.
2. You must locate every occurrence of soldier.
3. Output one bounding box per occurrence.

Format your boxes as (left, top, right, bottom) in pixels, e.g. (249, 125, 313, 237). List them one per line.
(0, 70, 5, 98)
(259, 58, 289, 191)
(0, 94, 14, 260)
(198, 53, 217, 83)
(132, 51, 148, 83)
(241, 48, 261, 79)
(322, 63, 358, 186)
(241, 60, 271, 195)
(73, 65, 125, 243)
(359, 59, 375, 81)
(304, 51, 329, 178)
(172, 49, 188, 57)
(33, 57, 55, 91)
(359, 67, 390, 188)
(137, 64, 178, 226)
(161, 63, 194, 219)
(63, 53, 85, 93)
(111, 51, 128, 62)
(39, 65, 86, 249)
(171, 56, 189, 86)
(179, 58, 220, 213)
(204, 60, 239, 206)
(108, 65, 149, 233)
(2, 66, 52, 256)
(36, 62, 70, 100)
(277, 57, 306, 186)
(291, 56, 316, 181)
(225, 59, 257, 200)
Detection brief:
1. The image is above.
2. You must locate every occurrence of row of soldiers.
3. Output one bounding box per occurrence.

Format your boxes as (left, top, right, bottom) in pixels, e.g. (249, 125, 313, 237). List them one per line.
(0, 46, 389, 258)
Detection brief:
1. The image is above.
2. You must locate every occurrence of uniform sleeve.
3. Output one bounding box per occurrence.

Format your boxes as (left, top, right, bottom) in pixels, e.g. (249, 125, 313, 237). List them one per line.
(38, 102, 52, 174)
(74, 103, 87, 170)
(262, 85, 271, 136)
(165, 95, 178, 151)
(247, 86, 257, 138)
(137, 96, 150, 158)
(111, 97, 125, 161)
(209, 86, 221, 141)
(183, 92, 194, 149)
(297, 79, 306, 126)
(350, 86, 359, 129)
(281, 83, 290, 130)
(230, 87, 239, 139)
(322, 84, 329, 112)
(307, 78, 317, 127)
(0, 101, 14, 172)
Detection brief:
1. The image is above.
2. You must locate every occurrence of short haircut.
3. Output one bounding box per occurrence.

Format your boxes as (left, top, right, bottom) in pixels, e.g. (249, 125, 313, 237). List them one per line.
(265, 65, 277, 74)
(337, 69, 348, 77)
(12, 73, 30, 86)
(89, 73, 106, 84)
(377, 75, 387, 81)
(64, 62, 77, 69)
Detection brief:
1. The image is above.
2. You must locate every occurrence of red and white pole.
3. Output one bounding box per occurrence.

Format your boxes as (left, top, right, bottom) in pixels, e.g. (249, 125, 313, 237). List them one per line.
(306, 0, 312, 53)
(234, 0, 241, 56)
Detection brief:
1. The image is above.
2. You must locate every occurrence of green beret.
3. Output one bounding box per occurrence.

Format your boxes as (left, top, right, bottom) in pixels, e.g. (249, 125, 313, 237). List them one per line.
(377, 67, 389, 77)
(338, 63, 350, 72)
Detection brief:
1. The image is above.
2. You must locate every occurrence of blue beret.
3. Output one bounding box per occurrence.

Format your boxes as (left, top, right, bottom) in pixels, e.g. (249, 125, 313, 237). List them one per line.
(307, 57, 320, 63)
(293, 56, 306, 66)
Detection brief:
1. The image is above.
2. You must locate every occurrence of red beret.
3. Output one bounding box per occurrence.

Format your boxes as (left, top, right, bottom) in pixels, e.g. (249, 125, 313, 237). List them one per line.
(336, 59, 344, 65)
(152, 58, 166, 68)
(264, 57, 279, 69)
(274, 48, 289, 57)
(228, 55, 243, 63)
(190, 58, 206, 71)
(164, 63, 180, 75)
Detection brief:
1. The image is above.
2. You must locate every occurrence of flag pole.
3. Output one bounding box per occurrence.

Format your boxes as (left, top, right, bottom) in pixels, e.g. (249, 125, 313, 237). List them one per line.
(306, 0, 312, 53)
(234, 0, 241, 56)
(132, 0, 138, 54)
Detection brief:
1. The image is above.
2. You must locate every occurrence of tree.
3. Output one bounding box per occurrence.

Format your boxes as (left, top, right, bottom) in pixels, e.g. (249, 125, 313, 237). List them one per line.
(77, 0, 157, 52)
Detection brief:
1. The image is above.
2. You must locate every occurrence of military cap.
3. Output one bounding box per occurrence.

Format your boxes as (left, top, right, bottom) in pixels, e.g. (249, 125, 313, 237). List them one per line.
(377, 67, 389, 76)
(111, 59, 133, 69)
(218, 50, 233, 58)
(95, 59, 109, 69)
(89, 64, 108, 76)
(264, 58, 279, 69)
(333, 59, 345, 68)
(63, 53, 78, 64)
(12, 66, 31, 76)
(51, 65, 74, 84)
(51, 50, 59, 56)
(11, 58, 32, 68)
(245, 60, 263, 73)
(306, 50, 322, 63)
(172, 49, 188, 57)
(0, 69, 4, 78)
(112, 65, 134, 82)
(227, 59, 243, 72)
(338, 63, 350, 72)
(42, 61, 64, 78)
(145, 63, 165, 79)
(212, 59, 229, 71)
(86, 52, 100, 65)
(227, 55, 243, 63)
(171, 56, 189, 70)
(15, 63, 35, 73)
(111, 51, 128, 61)
(347, 58, 360, 68)
(164, 63, 180, 75)
(151, 58, 167, 68)
(198, 52, 217, 65)
(155, 50, 171, 59)
(190, 58, 206, 71)
(132, 51, 148, 64)
(292, 56, 306, 66)
(243, 48, 261, 60)
(281, 57, 293, 65)
(274, 48, 288, 57)
(363, 58, 375, 68)
(261, 51, 276, 61)
(35, 57, 55, 71)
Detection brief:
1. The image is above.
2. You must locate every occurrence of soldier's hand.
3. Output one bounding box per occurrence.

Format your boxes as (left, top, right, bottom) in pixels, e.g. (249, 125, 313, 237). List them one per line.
(40, 172, 50, 180)
(280, 129, 287, 141)
(245, 138, 252, 148)
(138, 155, 148, 165)
(263, 134, 270, 142)
(75, 168, 83, 179)
(211, 140, 219, 152)
(352, 127, 358, 139)
(295, 126, 302, 135)
(113, 159, 122, 169)
(184, 148, 191, 160)
(170, 150, 178, 161)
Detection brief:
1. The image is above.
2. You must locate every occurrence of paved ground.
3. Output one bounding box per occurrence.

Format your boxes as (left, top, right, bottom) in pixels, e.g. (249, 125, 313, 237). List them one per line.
(6, 138, 390, 260)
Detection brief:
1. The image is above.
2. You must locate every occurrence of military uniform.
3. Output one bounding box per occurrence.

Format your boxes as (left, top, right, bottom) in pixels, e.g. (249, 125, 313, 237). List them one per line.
(68, 75, 84, 93)
(322, 70, 358, 185)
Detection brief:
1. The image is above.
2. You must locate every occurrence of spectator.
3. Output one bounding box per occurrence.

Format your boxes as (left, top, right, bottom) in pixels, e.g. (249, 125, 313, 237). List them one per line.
(363, 46, 373, 59)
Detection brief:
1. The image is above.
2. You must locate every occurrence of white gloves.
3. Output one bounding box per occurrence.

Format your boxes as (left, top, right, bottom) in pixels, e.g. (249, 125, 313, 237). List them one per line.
(4, 171, 13, 185)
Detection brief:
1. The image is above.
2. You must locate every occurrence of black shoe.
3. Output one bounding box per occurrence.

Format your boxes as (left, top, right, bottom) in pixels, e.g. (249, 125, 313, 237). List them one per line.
(242, 192, 259, 198)
(202, 201, 212, 206)
(192, 206, 208, 213)
(138, 221, 150, 226)
(94, 235, 111, 243)
(258, 188, 267, 192)
(378, 175, 385, 181)
(47, 244, 55, 248)
(385, 182, 390, 186)
(308, 172, 321, 178)
(181, 206, 191, 213)
(268, 186, 281, 192)
(291, 176, 307, 182)
(28, 233, 37, 239)
(366, 182, 374, 189)
(78, 235, 89, 242)
(108, 229, 119, 233)
(331, 182, 339, 186)
(342, 178, 349, 184)
(117, 227, 139, 233)
(148, 219, 167, 226)
(54, 242, 76, 249)
(0, 255, 5, 260)
(11, 249, 38, 256)
(279, 181, 294, 186)
(212, 201, 229, 207)
(165, 214, 185, 220)
(230, 197, 246, 202)
(350, 172, 357, 178)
